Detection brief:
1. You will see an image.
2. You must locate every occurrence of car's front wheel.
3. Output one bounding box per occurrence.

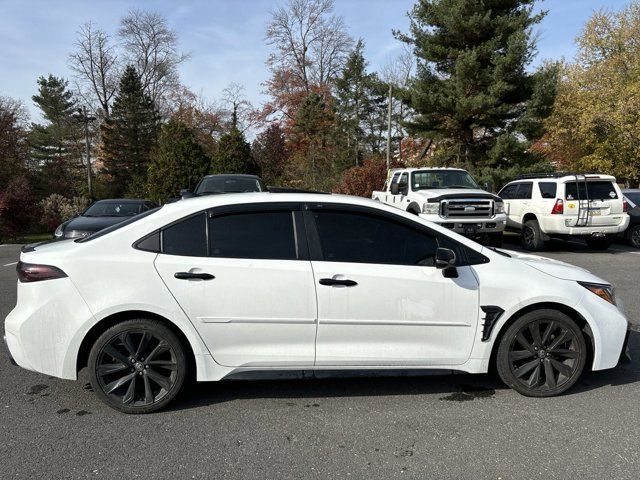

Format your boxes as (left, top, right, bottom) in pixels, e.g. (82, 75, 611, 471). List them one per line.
(88, 319, 188, 414)
(496, 309, 587, 397)
(627, 225, 640, 249)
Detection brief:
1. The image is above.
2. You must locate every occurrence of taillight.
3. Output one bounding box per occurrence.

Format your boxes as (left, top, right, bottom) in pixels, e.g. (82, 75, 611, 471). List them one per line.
(16, 261, 67, 282)
(623, 198, 629, 213)
(551, 199, 564, 214)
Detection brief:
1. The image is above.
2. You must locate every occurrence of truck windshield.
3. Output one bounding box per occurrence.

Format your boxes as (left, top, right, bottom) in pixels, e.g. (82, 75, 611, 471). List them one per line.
(196, 177, 263, 194)
(411, 170, 479, 190)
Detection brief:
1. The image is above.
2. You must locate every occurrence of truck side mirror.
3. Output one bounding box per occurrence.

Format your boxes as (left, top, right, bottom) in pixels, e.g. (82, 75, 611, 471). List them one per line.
(180, 189, 194, 199)
(390, 183, 399, 195)
(398, 182, 408, 195)
(435, 248, 458, 278)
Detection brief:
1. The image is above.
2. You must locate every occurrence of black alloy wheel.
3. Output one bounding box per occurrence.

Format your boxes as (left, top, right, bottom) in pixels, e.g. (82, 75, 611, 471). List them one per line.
(88, 319, 187, 413)
(497, 310, 586, 397)
(522, 219, 545, 251)
(628, 225, 640, 249)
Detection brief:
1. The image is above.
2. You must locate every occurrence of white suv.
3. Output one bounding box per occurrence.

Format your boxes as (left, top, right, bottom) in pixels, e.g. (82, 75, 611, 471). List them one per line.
(498, 174, 630, 251)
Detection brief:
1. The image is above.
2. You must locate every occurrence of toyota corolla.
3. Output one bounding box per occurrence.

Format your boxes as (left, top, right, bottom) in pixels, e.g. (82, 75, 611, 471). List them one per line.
(4, 193, 630, 413)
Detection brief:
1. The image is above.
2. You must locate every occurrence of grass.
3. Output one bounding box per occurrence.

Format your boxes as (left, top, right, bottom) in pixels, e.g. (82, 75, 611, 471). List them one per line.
(1, 233, 53, 244)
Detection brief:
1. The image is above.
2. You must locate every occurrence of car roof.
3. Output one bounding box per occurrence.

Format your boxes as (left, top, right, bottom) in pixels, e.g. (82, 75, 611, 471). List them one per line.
(93, 198, 153, 204)
(389, 167, 467, 173)
(623, 189, 640, 193)
(505, 174, 617, 184)
(200, 174, 261, 179)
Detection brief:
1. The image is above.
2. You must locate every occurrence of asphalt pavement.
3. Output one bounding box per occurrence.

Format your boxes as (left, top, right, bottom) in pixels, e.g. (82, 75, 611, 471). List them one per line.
(1, 236, 639, 479)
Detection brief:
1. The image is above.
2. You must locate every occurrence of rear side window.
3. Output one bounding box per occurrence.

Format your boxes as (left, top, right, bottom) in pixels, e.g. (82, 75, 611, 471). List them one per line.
(538, 182, 557, 199)
(162, 213, 207, 257)
(312, 210, 439, 266)
(514, 182, 533, 199)
(209, 211, 296, 260)
(565, 181, 618, 200)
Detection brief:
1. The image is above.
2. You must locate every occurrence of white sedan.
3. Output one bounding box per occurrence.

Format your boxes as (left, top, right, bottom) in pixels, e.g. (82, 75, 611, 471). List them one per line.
(4, 193, 630, 413)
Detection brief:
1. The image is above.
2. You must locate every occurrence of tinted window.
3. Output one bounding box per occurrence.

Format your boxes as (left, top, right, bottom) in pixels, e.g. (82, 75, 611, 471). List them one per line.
(625, 193, 640, 206)
(515, 182, 533, 199)
(312, 210, 439, 266)
(196, 176, 263, 194)
(136, 231, 160, 252)
(162, 213, 207, 257)
(499, 184, 517, 199)
(398, 172, 409, 194)
(209, 211, 296, 260)
(565, 181, 618, 200)
(538, 182, 557, 199)
(84, 201, 147, 217)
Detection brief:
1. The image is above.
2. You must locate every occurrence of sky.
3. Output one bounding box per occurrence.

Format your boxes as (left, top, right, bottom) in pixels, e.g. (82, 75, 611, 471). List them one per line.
(0, 0, 632, 121)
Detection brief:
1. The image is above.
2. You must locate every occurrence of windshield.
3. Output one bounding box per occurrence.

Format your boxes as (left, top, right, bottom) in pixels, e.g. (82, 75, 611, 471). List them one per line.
(411, 170, 479, 190)
(84, 201, 147, 217)
(77, 207, 161, 243)
(196, 177, 263, 194)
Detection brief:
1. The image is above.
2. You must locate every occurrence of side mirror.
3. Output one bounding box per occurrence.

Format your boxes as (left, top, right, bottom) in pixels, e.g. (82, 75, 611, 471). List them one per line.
(398, 182, 408, 195)
(435, 248, 458, 278)
(483, 181, 493, 192)
(390, 183, 399, 195)
(180, 189, 194, 199)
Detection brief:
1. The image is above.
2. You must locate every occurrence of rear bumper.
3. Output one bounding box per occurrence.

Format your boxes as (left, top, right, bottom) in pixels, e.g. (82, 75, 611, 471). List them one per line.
(3, 334, 19, 367)
(541, 215, 629, 236)
(618, 328, 632, 365)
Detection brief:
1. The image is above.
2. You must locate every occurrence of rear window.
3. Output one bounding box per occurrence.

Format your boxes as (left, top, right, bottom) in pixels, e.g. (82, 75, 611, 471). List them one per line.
(565, 181, 618, 200)
(538, 182, 557, 199)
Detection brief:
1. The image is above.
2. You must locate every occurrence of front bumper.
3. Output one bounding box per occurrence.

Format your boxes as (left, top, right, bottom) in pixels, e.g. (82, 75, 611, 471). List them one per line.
(419, 213, 507, 235)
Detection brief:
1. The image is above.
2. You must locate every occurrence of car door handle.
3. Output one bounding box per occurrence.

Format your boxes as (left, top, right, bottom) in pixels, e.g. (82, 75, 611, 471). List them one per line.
(319, 278, 358, 287)
(174, 272, 215, 280)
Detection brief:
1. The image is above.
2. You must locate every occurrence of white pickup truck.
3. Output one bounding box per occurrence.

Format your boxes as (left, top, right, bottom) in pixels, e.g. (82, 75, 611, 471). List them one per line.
(372, 167, 506, 246)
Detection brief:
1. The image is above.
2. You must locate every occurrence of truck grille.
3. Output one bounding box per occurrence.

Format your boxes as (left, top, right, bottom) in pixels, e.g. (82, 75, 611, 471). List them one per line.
(441, 199, 493, 218)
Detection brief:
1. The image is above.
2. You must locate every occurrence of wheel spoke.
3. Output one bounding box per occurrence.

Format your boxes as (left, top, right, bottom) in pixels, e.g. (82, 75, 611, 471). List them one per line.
(97, 363, 129, 376)
(529, 322, 543, 347)
(145, 341, 169, 362)
(548, 330, 571, 350)
(543, 359, 556, 389)
(514, 359, 539, 378)
(143, 374, 154, 403)
(122, 375, 137, 404)
(515, 333, 535, 354)
(541, 321, 555, 345)
(549, 349, 578, 359)
(135, 332, 151, 359)
(103, 344, 131, 366)
(104, 372, 136, 395)
(146, 369, 171, 391)
(509, 350, 535, 361)
(549, 358, 574, 378)
(120, 333, 137, 356)
(147, 360, 177, 371)
(527, 364, 541, 387)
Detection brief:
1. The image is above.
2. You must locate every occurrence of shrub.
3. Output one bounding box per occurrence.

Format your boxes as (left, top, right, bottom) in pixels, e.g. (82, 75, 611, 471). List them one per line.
(39, 194, 90, 232)
(333, 158, 403, 198)
(0, 176, 36, 239)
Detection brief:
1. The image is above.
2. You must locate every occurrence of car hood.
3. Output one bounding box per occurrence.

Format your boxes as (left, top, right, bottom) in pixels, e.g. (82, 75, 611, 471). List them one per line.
(499, 249, 608, 284)
(65, 215, 129, 231)
(412, 189, 498, 200)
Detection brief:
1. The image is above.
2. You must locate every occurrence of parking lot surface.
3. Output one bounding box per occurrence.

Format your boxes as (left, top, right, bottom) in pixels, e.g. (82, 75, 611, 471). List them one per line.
(1, 236, 639, 479)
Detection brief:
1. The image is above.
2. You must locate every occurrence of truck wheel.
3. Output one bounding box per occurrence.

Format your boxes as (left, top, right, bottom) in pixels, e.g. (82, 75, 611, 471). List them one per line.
(627, 225, 640, 249)
(522, 219, 545, 251)
(486, 233, 503, 247)
(585, 236, 614, 250)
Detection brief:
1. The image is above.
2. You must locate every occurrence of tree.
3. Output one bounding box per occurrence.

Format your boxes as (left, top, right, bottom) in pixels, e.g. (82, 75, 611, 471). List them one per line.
(101, 65, 160, 196)
(541, 3, 640, 185)
(0, 176, 36, 240)
(221, 83, 256, 133)
(0, 96, 29, 186)
(333, 158, 392, 198)
(212, 128, 255, 175)
(69, 21, 119, 118)
(30, 75, 83, 197)
(398, 0, 549, 169)
(118, 9, 189, 109)
(147, 120, 211, 201)
(252, 123, 288, 185)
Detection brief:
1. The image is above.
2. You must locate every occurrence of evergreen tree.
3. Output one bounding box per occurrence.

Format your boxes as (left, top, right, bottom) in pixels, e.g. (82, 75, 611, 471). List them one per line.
(146, 120, 211, 202)
(398, 0, 550, 169)
(212, 128, 255, 174)
(101, 65, 159, 197)
(29, 75, 83, 197)
(252, 124, 288, 185)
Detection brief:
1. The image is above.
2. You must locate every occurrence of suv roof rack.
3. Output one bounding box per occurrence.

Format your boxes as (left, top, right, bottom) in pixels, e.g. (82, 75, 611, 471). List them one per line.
(515, 172, 602, 180)
(267, 186, 330, 194)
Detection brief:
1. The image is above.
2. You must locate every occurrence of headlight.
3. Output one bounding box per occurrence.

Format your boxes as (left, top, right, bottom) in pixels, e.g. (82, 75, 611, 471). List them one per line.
(579, 281, 616, 305)
(54, 224, 64, 238)
(422, 203, 440, 215)
(494, 202, 505, 214)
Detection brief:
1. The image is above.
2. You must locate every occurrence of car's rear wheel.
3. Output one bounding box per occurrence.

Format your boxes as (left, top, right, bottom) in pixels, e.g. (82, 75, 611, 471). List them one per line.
(496, 309, 587, 397)
(88, 319, 187, 414)
(627, 225, 640, 249)
(585, 235, 614, 250)
(522, 219, 545, 251)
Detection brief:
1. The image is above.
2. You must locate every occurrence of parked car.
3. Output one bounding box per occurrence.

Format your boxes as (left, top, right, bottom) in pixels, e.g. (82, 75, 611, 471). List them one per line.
(622, 189, 640, 248)
(5, 193, 630, 413)
(54, 199, 158, 239)
(372, 167, 506, 246)
(180, 174, 265, 199)
(498, 173, 630, 251)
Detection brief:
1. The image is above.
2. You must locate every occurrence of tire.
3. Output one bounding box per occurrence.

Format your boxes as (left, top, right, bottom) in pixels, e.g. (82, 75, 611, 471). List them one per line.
(486, 232, 503, 248)
(522, 219, 545, 251)
(88, 319, 188, 414)
(496, 309, 587, 397)
(585, 235, 614, 250)
(627, 225, 640, 249)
